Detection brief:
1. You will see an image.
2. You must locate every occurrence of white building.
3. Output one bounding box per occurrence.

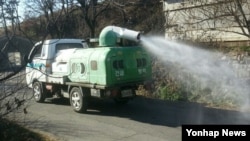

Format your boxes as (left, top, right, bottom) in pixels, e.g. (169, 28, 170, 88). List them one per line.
(163, 0, 250, 46)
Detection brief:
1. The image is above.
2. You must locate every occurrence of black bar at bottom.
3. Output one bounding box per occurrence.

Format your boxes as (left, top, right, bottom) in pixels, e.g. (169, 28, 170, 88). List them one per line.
(182, 124, 250, 141)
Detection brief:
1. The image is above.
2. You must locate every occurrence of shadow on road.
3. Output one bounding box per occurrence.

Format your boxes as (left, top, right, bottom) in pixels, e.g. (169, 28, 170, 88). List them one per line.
(85, 96, 250, 127)
(41, 96, 250, 128)
(45, 97, 71, 106)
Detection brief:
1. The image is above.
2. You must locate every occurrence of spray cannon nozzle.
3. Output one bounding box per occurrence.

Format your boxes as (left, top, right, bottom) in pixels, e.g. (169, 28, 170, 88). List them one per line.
(99, 26, 141, 46)
(118, 26, 141, 42)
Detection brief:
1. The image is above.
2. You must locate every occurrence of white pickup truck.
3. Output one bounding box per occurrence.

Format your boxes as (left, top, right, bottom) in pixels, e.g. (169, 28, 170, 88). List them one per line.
(26, 26, 152, 113)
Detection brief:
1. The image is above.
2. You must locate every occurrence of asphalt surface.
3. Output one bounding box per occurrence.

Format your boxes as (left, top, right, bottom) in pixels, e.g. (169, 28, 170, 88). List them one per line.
(11, 92, 250, 141)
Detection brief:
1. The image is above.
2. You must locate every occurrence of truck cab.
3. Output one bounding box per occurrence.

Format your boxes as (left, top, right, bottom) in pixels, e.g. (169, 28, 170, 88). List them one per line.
(26, 39, 88, 87)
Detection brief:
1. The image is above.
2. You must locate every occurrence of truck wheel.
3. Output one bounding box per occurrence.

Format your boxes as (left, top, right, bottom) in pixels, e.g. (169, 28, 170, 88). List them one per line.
(70, 87, 88, 113)
(32, 82, 46, 103)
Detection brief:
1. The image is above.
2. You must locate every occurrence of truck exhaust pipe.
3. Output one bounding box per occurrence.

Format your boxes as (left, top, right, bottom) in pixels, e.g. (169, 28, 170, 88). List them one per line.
(99, 26, 141, 46)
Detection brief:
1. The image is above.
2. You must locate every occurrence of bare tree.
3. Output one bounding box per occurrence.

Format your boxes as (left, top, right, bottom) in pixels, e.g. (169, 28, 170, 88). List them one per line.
(25, 0, 79, 38)
(76, 0, 127, 38)
(0, 0, 33, 118)
(223, 0, 250, 38)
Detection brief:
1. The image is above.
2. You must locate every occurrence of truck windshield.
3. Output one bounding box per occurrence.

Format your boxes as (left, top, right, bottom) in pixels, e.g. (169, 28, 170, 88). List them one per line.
(55, 43, 83, 53)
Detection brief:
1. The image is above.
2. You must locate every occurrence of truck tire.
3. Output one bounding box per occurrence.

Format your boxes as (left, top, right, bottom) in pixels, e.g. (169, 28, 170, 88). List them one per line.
(32, 81, 46, 103)
(70, 87, 88, 113)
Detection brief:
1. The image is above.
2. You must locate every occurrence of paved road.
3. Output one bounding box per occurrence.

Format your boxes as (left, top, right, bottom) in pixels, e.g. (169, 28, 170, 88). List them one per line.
(15, 93, 250, 141)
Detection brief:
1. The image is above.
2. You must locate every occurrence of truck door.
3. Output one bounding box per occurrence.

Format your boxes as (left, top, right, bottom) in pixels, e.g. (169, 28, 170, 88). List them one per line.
(26, 43, 50, 83)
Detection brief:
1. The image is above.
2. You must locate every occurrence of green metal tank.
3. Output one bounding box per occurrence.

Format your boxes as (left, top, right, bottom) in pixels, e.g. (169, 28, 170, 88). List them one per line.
(64, 26, 151, 88)
(67, 46, 151, 87)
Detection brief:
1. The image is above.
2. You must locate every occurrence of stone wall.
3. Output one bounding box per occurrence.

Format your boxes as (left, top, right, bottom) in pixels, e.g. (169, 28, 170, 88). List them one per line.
(163, 0, 250, 43)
